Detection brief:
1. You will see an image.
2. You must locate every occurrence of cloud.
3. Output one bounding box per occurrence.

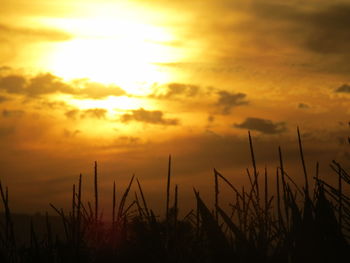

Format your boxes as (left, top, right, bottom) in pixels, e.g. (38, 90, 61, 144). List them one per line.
(120, 108, 179, 125)
(0, 95, 9, 103)
(0, 73, 126, 98)
(234, 117, 287, 134)
(243, 2, 350, 74)
(65, 109, 79, 120)
(65, 108, 107, 120)
(0, 73, 73, 96)
(63, 129, 80, 138)
(208, 115, 215, 123)
(175, 1, 350, 76)
(216, 91, 248, 114)
(151, 83, 200, 99)
(27, 73, 74, 97)
(0, 126, 15, 137)
(0, 66, 11, 72)
(0, 75, 26, 94)
(37, 100, 68, 110)
(114, 136, 141, 146)
(298, 103, 310, 109)
(2, 109, 24, 118)
(243, 2, 350, 55)
(78, 82, 126, 99)
(335, 84, 350, 93)
(301, 5, 350, 55)
(80, 108, 107, 119)
(0, 23, 72, 42)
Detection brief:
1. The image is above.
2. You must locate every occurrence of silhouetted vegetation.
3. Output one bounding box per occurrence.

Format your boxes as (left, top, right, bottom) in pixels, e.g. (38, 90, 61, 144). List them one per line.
(1, 128, 349, 262)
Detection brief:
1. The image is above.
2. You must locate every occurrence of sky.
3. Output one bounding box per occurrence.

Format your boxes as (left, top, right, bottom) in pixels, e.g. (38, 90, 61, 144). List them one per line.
(0, 0, 349, 215)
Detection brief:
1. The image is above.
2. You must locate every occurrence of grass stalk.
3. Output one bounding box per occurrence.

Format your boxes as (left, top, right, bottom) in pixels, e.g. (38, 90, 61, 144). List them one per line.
(297, 127, 309, 197)
(94, 161, 98, 223)
(166, 155, 172, 222)
(214, 169, 219, 222)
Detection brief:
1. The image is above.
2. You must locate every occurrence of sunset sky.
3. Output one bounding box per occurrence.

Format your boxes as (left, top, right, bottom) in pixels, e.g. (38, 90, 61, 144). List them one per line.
(0, 0, 349, 214)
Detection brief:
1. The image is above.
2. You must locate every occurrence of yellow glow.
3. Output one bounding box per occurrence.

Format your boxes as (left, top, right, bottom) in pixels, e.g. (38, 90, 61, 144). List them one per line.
(64, 95, 148, 113)
(40, 11, 182, 95)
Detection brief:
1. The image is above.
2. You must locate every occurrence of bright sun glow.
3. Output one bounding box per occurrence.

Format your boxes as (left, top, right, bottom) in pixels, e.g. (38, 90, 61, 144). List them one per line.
(67, 95, 146, 113)
(41, 13, 181, 95)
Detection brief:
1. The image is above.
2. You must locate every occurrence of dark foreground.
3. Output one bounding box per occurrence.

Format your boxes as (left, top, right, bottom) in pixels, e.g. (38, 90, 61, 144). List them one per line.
(1, 130, 349, 263)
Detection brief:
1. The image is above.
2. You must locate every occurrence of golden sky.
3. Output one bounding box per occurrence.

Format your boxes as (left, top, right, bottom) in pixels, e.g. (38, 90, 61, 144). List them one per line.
(0, 0, 349, 213)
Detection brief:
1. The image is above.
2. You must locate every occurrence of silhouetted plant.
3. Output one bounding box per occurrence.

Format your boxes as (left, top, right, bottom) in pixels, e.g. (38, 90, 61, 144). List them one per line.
(0, 128, 349, 263)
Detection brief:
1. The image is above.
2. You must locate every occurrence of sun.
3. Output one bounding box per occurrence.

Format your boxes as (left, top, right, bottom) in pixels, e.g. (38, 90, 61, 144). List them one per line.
(41, 13, 180, 95)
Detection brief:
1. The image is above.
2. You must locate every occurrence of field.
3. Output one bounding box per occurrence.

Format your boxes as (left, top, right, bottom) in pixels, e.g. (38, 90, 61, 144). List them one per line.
(1, 129, 349, 263)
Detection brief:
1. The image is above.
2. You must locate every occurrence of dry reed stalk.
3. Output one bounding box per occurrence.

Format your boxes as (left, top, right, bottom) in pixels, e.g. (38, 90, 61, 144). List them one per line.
(195, 188, 200, 238)
(297, 127, 309, 197)
(136, 179, 150, 220)
(45, 212, 53, 249)
(112, 181, 116, 229)
(166, 155, 172, 249)
(214, 169, 219, 222)
(94, 161, 98, 223)
(122, 200, 136, 217)
(174, 184, 178, 229)
(276, 168, 283, 230)
(313, 162, 319, 201)
(241, 187, 246, 232)
(248, 131, 259, 206)
(134, 192, 146, 218)
(76, 173, 82, 256)
(0, 181, 15, 253)
(166, 155, 171, 222)
(117, 175, 134, 223)
(338, 164, 343, 231)
(214, 169, 243, 200)
(279, 147, 289, 227)
(30, 219, 39, 255)
(264, 167, 268, 229)
(72, 184, 76, 221)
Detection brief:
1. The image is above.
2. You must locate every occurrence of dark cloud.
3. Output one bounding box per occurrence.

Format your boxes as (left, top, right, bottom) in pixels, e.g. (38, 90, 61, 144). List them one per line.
(0, 75, 26, 94)
(246, 3, 350, 55)
(65, 109, 79, 120)
(208, 115, 215, 123)
(0, 126, 15, 137)
(65, 108, 107, 120)
(120, 108, 179, 125)
(187, 2, 350, 75)
(2, 109, 24, 118)
(0, 73, 126, 98)
(63, 129, 80, 138)
(216, 91, 248, 114)
(37, 100, 67, 110)
(234, 117, 287, 134)
(80, 108, 107, 119)
(335, 84, 350, 93)
(0, 73, 73, 96)
(151, 83, 199, 99)
(27, 73, 74, 97)
(302, 5, 350, 55)
(114, 136, 141, 146)
(0, 23, 72, 42)
(298, 103, 310, 109)
(78, 82, 126, 99)
(0, 95, 9, 103)
(0, 66, 11, 71)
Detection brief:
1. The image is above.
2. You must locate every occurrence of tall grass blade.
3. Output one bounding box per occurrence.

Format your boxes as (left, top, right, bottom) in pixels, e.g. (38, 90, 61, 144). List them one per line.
(94, 161, 98, 223)
(297, 127, 309, 197)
